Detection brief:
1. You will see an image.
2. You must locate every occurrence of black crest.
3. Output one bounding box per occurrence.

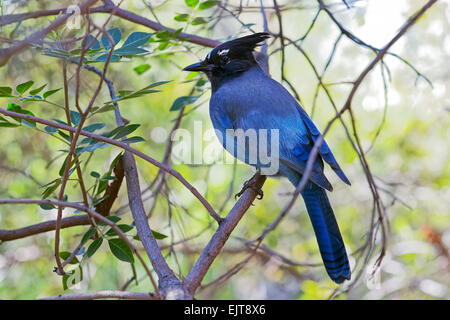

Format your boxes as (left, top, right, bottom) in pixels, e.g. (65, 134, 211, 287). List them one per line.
(206, 32, 270, 64)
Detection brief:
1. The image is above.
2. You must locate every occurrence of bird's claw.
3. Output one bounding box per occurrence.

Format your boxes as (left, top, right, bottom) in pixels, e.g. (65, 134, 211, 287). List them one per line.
(234, 175, 264, 200)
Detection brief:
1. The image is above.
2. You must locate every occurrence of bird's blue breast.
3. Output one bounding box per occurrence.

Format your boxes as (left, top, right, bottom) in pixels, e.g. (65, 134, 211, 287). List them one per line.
(210, 67, 309, 169)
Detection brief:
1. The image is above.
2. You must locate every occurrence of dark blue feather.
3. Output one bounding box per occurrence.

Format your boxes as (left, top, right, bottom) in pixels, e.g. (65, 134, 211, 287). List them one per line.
(301, 182, 351, 283)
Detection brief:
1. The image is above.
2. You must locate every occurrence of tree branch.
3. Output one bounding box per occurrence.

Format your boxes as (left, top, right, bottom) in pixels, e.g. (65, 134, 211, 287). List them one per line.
(0, 215, 91, 242)
(183, 174, 267, 296)
(0, 2, 221, 48)
(0, 108, 220, 224)
(41, 290, 156, 300)
(0, 0, 100, 66)
(0, 198, 159, 297)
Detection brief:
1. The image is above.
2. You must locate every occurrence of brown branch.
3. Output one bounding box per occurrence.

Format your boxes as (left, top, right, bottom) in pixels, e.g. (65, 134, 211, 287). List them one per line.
(80, 60, 182, 298)
(294, 0, 438, 210)
(0, 154, 123, 243)
(94, 156, 125, 216)
(0, 108, 220, 224)
(183, 173, 267, 296)
(0, 0, 100, 66)
(0, 3, 220, 48)
(41, 290, 156, 300)
(54, 17, 117, 276)
(0, 215, 91, 242)
(0, 198, 159, 297)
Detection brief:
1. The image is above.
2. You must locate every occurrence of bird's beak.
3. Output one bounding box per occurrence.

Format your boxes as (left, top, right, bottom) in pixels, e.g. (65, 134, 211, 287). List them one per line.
(183, 60, 210, 72)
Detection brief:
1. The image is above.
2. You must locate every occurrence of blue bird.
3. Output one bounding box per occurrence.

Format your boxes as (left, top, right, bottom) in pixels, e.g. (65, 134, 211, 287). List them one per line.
(183, 33, 351, 284)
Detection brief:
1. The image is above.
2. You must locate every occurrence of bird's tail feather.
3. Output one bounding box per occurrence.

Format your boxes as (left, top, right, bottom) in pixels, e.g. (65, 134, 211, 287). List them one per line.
(301, 182, 351, 283)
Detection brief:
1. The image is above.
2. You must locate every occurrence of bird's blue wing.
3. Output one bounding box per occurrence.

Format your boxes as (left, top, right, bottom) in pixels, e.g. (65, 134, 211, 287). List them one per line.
(296, 107, 351, 186)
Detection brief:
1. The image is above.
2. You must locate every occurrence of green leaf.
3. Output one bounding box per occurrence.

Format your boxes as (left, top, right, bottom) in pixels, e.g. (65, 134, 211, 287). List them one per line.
(185, 0, 199, 8)
(100, 175, 117, 181)
(155, 30, 171, 40)
(59, 155, 76, 177)
(58, 130, 71, 142)
(151, 230, 168, 240)
(133, 64, 151, 75)
(41, 179, 61, 199)
(0, 86, 13, 97)
(62, 266, 83, 290)
(43, 88, 62, 99)
(6, 103, 36, 126)
(84, 35, 100, 50)
(122, 136, 145, 144)
(170, 95, 200, 111)
(39, 203, 56, 210)
(83, 123, 105, 132)
(86, 237, 103, 257)
(105, 224, 134, 237)
(90, 104, 115, 115)
(16, 81, 34, 94)
(90, 171, 101, 178)
(39, 178, 60, 189)
(92, 194, 109, 207)
(80, 228, 96, 246)
(101, 28, 122, 49)
(95, 54, 120, 62)
(59, 251, 80, 265)
(79, 136, 95, 145)
(191, 17, 207, 25)
(133, 229, 168, 241)
(103, 81, 170, 106)
(69, 110, 81, 126)
(75, 142, 109, 155)
(114, 47, 148, 56)
(0, 122, 20, 128)
(0, 115, 20, 127)
(172, 28, 183, 38)
(98, 216, 121, 226)
(44, 126, 59, 134)
(112, 124, 140, 139)
(102, 124, 139, 138)
(52, 119, 68, 126)
(29, 84, 47, 95)
(174, 14, 190, 22)
(121, 32, 152, 48)
(199, 0, 218, 10)
(108, 238, 134, 263)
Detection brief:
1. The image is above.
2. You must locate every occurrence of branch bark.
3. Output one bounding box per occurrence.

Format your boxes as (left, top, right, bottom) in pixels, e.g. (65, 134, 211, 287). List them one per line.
(0, 2, 221, 48)
(0, 198, 159, 296)
(41, 290, 156, 300)
(0, 0, 100, 66)
(183, 174, 267, 296)
(0, 108, 219, 224)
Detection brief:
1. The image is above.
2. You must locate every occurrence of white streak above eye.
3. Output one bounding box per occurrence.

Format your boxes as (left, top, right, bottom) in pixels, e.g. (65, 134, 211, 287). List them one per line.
(218, 49, 229, 56)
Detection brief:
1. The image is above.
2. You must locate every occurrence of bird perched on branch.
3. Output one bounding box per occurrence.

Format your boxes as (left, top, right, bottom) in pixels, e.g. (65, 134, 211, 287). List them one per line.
(183, 32, 351, 284)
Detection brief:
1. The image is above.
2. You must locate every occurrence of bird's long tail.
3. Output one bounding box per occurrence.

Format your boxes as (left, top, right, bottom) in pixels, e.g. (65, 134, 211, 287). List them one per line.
(301, 182, 351, 283)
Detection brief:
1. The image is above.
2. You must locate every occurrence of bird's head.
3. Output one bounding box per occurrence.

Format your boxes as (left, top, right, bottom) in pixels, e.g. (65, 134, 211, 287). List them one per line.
(183, 32, 270, 86)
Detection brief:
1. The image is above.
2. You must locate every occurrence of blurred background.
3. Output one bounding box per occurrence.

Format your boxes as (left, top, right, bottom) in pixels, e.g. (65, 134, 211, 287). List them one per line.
(0, 0, 448, 299)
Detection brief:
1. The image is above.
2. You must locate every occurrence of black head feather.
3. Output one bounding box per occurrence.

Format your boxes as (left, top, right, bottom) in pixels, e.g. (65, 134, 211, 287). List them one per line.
(183, 32, 270, 91)
(205, 32, 270, 65)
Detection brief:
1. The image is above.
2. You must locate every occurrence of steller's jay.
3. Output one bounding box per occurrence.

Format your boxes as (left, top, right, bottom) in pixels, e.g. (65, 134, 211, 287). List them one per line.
(183, 32, 351, 283)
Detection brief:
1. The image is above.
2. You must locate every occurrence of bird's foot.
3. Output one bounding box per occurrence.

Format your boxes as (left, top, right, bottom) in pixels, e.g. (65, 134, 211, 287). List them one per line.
(235, 171, 264, 200)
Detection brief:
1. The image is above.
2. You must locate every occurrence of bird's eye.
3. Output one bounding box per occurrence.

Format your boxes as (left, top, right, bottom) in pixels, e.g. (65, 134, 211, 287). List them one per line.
(220, 55, 230, 64)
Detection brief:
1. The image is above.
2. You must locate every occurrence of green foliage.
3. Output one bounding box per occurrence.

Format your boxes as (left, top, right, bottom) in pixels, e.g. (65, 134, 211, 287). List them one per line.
(108, 238, 134, 263)
(133, 64, 151, 75)
(0, 0, 448, 301)
(16, 81, 34, 95)
(170, 95, 200, 111)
